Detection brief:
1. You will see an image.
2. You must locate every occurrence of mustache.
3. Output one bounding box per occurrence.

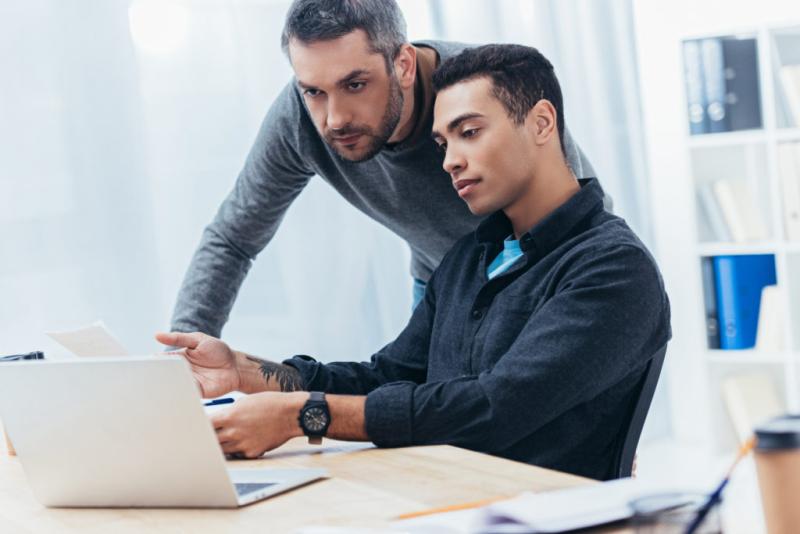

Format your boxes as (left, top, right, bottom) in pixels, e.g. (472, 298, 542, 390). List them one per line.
(324, 126, 372, 140)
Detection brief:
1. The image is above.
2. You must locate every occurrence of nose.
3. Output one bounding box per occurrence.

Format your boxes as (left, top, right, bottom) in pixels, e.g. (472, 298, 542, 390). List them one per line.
(442, 146, 466, 176)
(326, 96, 352, 132)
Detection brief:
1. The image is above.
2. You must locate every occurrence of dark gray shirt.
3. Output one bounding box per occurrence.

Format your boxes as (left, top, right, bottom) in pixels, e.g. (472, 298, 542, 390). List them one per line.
(170, 40, 596, 336)
(285, 179, 671, 480)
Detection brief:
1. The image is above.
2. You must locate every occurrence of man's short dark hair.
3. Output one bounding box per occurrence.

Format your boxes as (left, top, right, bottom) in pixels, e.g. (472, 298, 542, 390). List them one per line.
(281, 0, 407, 72)
(432, 44, 565, 153)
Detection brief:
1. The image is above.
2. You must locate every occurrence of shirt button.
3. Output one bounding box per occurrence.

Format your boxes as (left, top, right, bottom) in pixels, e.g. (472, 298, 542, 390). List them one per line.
(471, 308, 484, 320)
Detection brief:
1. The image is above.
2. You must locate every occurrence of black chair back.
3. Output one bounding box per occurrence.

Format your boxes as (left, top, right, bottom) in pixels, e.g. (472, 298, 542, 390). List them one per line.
(612, 344, 667, 478)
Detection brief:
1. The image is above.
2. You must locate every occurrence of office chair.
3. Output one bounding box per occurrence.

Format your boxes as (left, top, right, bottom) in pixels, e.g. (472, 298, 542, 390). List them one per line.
(611, 344, 668, 479)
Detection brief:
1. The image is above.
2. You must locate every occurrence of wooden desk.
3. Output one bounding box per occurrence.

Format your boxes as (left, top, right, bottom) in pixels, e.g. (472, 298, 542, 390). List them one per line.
(0, 435, 631, 533)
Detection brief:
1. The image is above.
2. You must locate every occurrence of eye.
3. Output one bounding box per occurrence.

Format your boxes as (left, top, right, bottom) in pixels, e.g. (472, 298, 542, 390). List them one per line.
(303, 88, 322, 98)
(461, 128, 479, 139)
(346, 81, 366, 92)
(435, 141, 447, 153)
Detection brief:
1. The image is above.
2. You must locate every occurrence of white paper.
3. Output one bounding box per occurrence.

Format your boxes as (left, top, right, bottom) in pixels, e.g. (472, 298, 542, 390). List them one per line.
(393, 508, 482, 533)
(394, 478, 696, 534)
(46, 321, 130, 357)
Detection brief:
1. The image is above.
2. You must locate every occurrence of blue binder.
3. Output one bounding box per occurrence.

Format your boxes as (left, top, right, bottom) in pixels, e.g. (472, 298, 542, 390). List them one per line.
(713, 254, 777, 350)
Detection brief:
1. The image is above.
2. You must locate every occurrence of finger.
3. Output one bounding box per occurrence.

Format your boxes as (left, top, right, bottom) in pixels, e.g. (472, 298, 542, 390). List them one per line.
(221, 441, 242, 454)
(155, 331, 202, 350)
(210, 409, 232, 430)
(216, 428, 238, 442)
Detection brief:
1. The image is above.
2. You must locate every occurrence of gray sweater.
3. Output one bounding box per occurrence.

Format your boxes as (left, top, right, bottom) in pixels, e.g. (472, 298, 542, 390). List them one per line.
(171, 40, 596, 336)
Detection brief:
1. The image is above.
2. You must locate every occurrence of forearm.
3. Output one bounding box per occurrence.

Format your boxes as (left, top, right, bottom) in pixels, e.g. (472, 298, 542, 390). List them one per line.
(236, 352, 305, 393)
(171, 227, 252, 337)
(327, 394, 369, 440)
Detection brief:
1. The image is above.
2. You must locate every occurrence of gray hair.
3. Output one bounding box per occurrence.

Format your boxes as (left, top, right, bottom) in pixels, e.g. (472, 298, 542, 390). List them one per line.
(281, 0, 407, 71)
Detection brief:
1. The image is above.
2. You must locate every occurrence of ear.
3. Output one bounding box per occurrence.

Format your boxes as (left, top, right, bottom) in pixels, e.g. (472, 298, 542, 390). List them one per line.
(393, 44, 417, 90)
(526, 99, 558, 147)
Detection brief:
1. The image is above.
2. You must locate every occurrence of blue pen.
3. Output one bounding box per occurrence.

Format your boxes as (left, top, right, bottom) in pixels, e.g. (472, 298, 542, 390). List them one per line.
(0, 351, 45, 362)
(204, 397, 235, 407)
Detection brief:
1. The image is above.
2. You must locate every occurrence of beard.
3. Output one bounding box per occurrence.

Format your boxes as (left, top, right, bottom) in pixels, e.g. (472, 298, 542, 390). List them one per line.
(324, 76, 404, 162)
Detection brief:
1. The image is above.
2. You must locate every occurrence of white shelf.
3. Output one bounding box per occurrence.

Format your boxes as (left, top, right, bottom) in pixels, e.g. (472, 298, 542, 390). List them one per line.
(707, 350, 789, 364)
(635, 1, 800, 451)
(697, 242, 781, 256)
(687, 129, 766, 149)
(775, 129, 800, 142)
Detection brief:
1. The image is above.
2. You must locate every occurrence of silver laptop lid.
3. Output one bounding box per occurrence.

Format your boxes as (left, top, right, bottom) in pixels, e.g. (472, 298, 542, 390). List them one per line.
(0, 356, 239, 507)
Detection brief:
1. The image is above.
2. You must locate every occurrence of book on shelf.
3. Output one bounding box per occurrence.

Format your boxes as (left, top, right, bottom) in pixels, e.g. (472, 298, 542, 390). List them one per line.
(778, 142, 800, 241)
(779, 64, 800, 128)
(697, 184, 733, 242)
(711, 180, 768, 242)
(755, 285, 783, 352)
(682, 36, 761, 135)
(713, 254, 777, 350)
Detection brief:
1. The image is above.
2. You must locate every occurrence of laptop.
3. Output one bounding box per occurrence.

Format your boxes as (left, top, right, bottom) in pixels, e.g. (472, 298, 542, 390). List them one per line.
(0, 356, 326, 507)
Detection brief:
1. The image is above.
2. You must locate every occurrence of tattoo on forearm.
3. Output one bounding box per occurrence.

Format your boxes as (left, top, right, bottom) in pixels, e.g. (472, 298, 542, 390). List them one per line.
(246, 356, 304, 392)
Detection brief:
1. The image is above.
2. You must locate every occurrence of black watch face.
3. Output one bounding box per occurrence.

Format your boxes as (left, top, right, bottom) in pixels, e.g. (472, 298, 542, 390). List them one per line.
(303, 406, 328, 433)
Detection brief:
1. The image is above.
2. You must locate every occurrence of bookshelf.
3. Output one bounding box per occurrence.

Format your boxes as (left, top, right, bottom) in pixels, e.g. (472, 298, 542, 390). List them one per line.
(633, 1, 800, 453)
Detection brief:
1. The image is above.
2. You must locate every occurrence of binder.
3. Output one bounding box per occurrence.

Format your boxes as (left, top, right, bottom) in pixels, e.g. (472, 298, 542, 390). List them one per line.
(713, 254, 777, 349)
(701, 38, 728, 133)
(701, 257, 721, 348)
(683, 40, 708, 135)
(721, 38, 762, 131)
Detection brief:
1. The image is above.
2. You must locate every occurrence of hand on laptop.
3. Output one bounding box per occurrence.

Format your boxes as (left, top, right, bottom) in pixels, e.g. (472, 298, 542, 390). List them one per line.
(155, 331, 241, 398)
(210, 391, 306, 458)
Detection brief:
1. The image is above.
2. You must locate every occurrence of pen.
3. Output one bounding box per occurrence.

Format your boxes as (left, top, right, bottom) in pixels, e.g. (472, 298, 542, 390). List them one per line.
(0, 351, 45, 362)
(684, 436, 756, 534)
(396, 495, 509, 520)
(204, 398, 235, 407)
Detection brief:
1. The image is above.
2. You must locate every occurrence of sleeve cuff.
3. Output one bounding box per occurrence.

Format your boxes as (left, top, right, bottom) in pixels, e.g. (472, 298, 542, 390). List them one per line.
(282, 355, 322, 391)
(365, 382, 415, 447)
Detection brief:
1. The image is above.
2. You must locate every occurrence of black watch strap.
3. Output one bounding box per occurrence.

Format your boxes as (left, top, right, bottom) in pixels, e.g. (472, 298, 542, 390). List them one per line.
(299, 391, 330, 445)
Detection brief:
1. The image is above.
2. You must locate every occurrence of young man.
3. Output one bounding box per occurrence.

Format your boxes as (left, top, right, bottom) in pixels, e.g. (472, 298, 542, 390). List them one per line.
(157, 44, 670, 481)
(170, 0, 600, 337)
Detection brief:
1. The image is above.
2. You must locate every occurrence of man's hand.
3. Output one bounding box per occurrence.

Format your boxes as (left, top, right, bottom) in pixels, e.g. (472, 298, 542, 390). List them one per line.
(155, 331, 241, 398)
(211, 392, 306, 458)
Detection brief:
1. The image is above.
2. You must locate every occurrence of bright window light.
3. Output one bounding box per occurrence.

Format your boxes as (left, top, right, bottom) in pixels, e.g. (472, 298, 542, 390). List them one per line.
(128, 0, 189, 55)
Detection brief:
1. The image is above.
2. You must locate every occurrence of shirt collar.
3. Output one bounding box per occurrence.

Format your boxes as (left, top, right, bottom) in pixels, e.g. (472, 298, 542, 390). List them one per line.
(385, 44, 438, 151)
(475, 178, 605, 256)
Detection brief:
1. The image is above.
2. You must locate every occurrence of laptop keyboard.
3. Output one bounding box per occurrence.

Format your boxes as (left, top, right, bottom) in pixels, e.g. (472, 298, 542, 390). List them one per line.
(234, 482, 277, 496)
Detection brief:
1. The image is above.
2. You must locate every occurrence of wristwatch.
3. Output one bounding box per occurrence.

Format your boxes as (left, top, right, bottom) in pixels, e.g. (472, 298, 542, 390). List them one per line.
(298, 391, 330, 445)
